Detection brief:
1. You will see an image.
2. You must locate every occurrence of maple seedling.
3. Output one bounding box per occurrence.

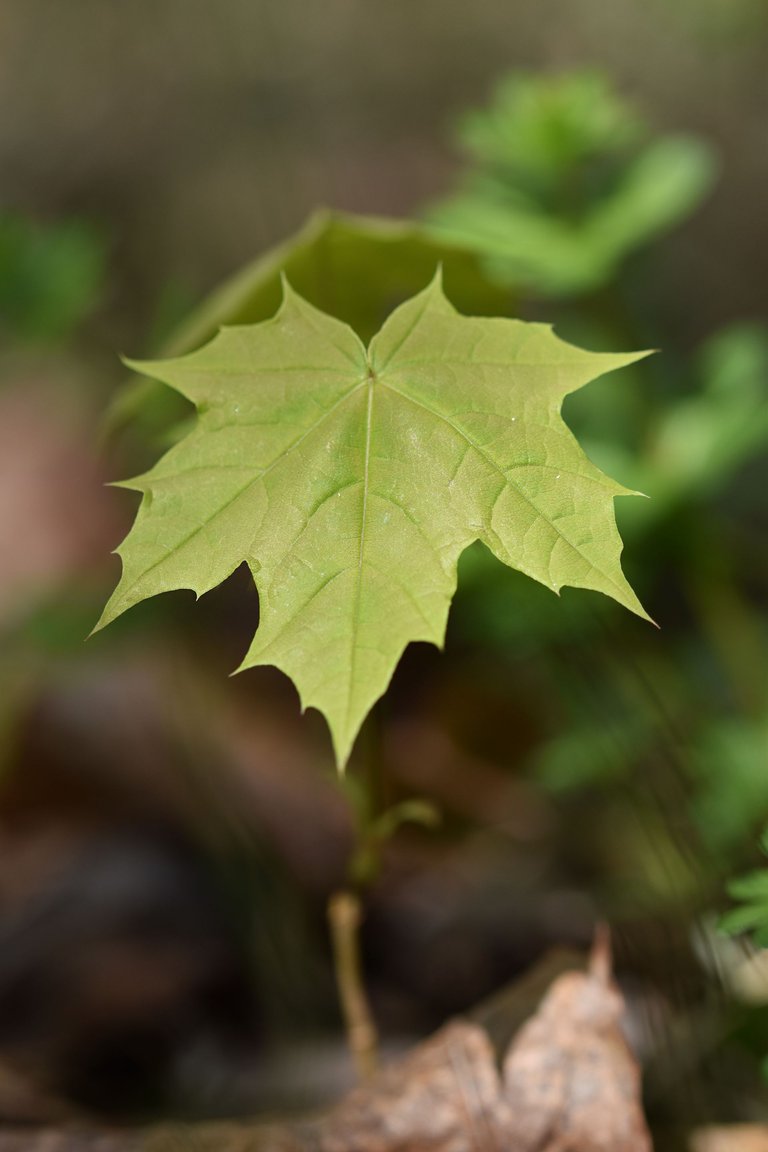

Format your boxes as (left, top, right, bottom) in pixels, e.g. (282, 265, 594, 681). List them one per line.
(97, 271, 650, 769)
(96, 264, 652, 1082)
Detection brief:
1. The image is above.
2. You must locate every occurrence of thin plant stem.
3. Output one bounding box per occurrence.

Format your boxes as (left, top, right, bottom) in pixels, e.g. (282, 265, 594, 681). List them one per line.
(328, 889, 379, 1081)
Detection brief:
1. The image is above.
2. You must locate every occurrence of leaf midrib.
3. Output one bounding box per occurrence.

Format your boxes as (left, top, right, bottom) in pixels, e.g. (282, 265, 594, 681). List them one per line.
(344, 368, 375, 732)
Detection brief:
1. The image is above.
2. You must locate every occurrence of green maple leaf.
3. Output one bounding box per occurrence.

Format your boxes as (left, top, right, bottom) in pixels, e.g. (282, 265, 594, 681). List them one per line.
(97, 274, 650, 766)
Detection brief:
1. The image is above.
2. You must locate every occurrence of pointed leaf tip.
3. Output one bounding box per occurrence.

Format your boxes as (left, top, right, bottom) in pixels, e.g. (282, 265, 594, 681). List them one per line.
(278, 269, 293, 300)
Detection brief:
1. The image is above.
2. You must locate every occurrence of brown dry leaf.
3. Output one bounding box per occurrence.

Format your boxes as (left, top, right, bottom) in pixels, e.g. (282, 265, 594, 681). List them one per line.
(305, 1020, 506, 1151)
(690, 1127, 768, 1152)
(502, 926, 652, 1152)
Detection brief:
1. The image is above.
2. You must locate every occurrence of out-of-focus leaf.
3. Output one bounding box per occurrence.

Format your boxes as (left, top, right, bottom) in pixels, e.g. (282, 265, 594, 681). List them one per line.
(348, 796, 441, 887)
(426, 196, 609, 295)
(691, 719, 768, 854)
(0, 214, 105, 345)
(719, 902, 768, 936)
(721, 829, 768, 947)
(569, 322, 768, 541)
(105, 210, 516, 444)
(632, 325, 768, 523)
(372, 799, 441, 843)
(728, 873, 768, 901)
(584, 138, 715, 262)
(456, 71, 645, 201)
(427, 71, 716, 297)
(428, 137, 715, 296)
(166, 210, 515, 352)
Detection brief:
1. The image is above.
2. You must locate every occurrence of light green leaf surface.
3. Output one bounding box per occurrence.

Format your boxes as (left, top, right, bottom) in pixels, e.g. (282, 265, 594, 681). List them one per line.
(97, 276, 649, 766)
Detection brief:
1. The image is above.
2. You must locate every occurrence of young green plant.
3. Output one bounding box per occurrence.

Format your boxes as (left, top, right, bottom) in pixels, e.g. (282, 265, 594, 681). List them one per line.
(97, 258, 650, 1074)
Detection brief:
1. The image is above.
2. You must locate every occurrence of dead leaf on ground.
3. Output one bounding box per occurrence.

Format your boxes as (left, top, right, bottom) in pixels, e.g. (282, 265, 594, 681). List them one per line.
(502, 925, 652, 1151)
(690, 1126, 768, 1152)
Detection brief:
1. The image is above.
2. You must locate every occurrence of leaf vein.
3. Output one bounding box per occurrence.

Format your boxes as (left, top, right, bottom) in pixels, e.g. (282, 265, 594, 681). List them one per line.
(119, 382, 368, 601)
(383, 382, 626, 597)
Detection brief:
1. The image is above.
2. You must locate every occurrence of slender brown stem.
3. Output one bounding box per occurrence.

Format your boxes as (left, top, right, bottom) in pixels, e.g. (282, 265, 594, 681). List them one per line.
(328, 889, 379, 1080)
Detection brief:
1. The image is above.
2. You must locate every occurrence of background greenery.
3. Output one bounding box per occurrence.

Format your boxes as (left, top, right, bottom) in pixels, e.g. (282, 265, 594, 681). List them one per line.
(0, 0, 767, 1142)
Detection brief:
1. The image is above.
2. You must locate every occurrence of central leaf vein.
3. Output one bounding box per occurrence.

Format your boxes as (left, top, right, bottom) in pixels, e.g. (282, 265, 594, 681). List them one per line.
(346, 368, 376, 724)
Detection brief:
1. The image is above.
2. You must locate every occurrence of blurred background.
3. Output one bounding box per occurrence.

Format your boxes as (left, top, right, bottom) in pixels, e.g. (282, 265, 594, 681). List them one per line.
(0, 0, 767, 1144)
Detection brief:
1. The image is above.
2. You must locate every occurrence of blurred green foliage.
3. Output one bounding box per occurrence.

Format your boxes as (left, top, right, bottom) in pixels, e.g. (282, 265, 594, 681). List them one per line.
(426, 71, 716, 295)
(0, 213, 106, 345)
(720, 830, 768, 947)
